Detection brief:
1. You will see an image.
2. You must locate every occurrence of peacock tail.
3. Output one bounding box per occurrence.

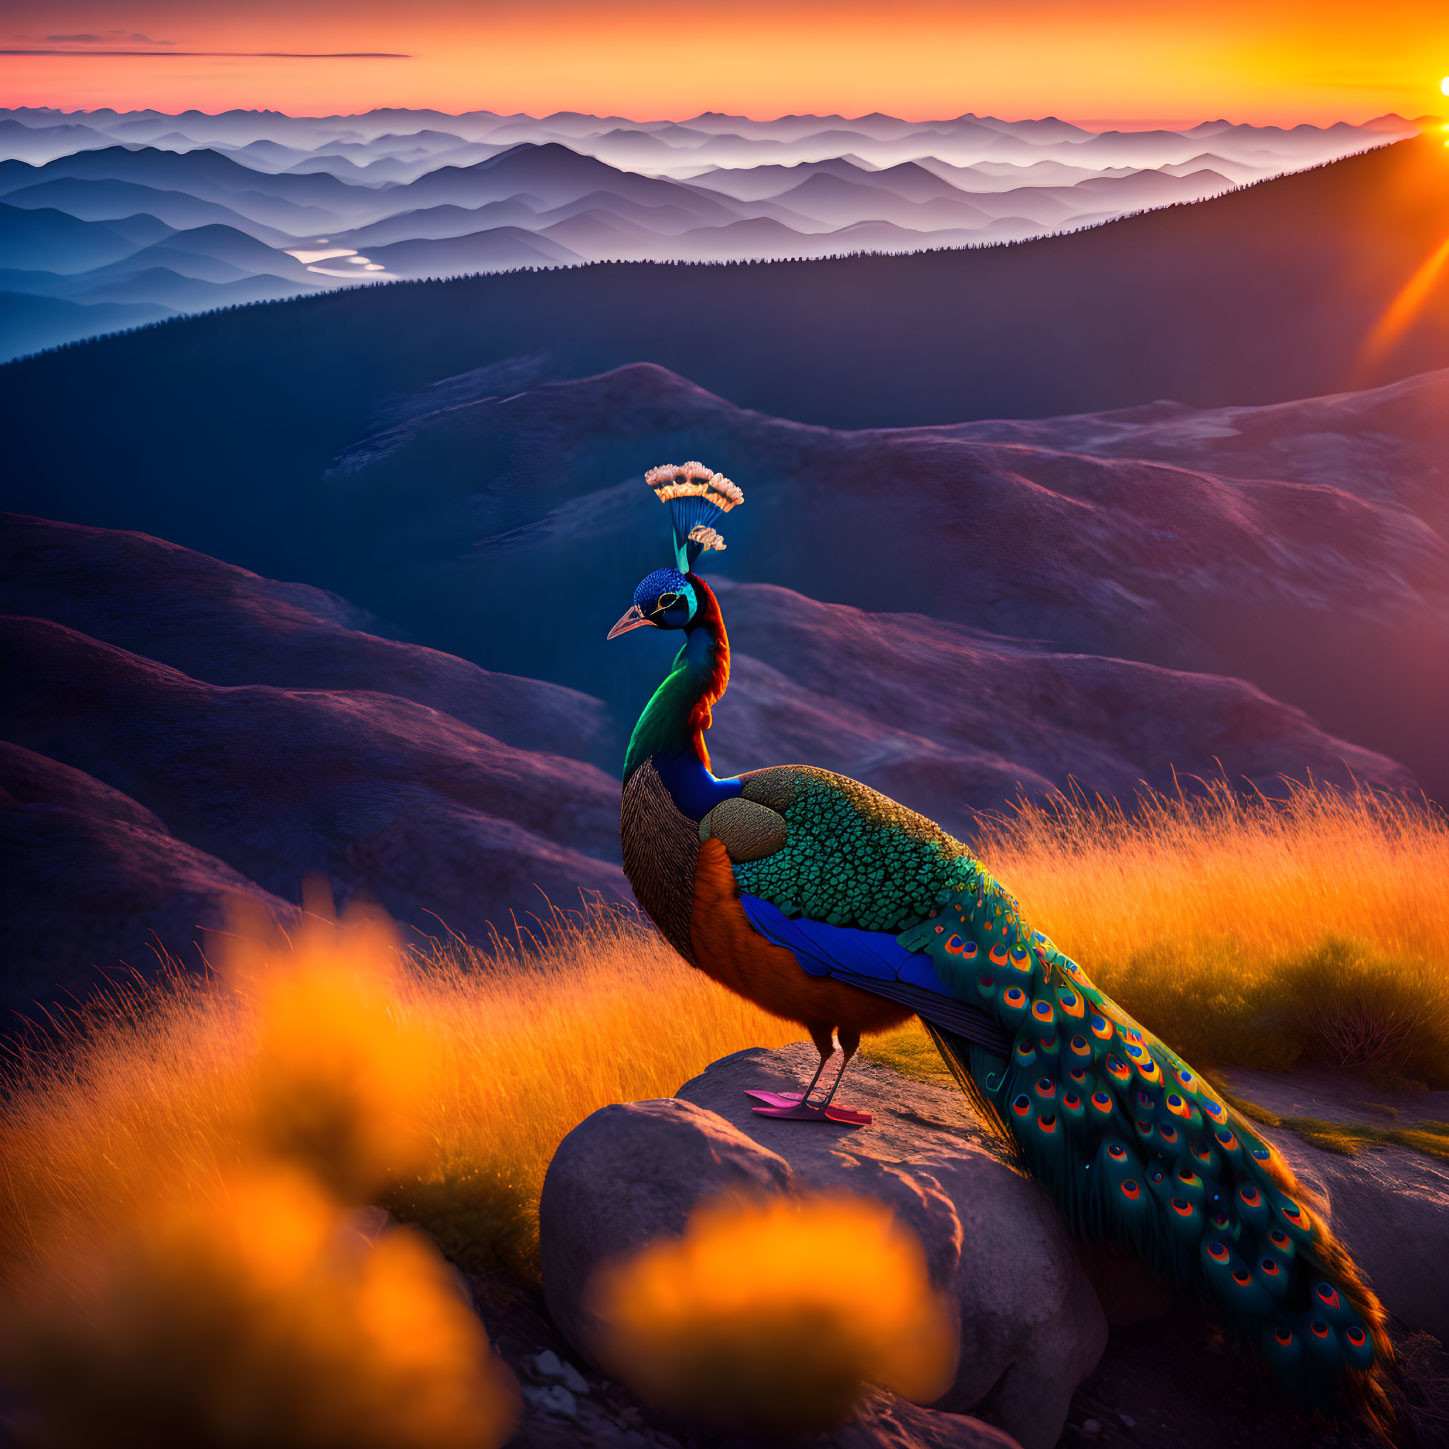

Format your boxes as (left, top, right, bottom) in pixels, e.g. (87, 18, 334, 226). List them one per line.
(726, 766, 1394, 1428)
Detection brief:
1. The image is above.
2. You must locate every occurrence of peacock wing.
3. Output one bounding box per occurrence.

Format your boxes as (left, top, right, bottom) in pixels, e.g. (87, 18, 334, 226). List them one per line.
(723, 764, 974, 932)
(710, 764, 1009, 1053)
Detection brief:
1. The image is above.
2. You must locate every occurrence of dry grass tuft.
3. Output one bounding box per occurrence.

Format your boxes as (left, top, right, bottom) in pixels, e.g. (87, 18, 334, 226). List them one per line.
(233, 896, 435, 1202)
(378, 906, 802, 1276)
(587, 1192, 957, 1432)
(0, 901, 529, 1449)
(869, 778, 1449, 1086)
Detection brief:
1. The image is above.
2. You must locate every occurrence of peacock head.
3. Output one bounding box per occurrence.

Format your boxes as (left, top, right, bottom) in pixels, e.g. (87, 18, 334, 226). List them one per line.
(607, 567, 698, 637)
(605, 461, 744, 641)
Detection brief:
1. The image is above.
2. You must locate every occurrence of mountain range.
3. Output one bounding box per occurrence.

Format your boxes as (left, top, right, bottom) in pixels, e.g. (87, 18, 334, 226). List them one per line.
(0, 104, 1427, 360)
(4, 136, 1446, 440)
(4, 119, 1448, 1014)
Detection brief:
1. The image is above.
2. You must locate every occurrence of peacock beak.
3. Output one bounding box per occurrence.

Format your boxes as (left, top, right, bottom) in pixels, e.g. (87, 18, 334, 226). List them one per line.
(607, 604, 655, 639)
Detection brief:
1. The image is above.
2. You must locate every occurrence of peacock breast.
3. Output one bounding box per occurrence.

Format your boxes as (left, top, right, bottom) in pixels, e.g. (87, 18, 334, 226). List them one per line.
(620, 757, 701, 964)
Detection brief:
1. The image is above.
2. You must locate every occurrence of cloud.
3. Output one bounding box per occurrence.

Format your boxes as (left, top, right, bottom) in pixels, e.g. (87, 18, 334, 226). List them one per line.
(41, 29, 173, 43)
(4, 48, 410, 57)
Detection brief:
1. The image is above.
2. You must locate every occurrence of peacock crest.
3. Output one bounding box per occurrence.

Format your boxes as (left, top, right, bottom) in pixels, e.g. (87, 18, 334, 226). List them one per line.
(645, 462, 743, 570)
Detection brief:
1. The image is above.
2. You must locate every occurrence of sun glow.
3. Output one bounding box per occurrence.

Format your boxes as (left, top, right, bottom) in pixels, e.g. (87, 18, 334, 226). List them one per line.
(4, 1, 1449, 120)
(1358, 233, 1449, 375)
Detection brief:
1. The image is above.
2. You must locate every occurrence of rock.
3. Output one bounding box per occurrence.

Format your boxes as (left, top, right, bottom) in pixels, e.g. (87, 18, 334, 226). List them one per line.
(531, 1349, 589, 1396)
(540, 1098, 794, 1360)
(1223, 1067, 1449, 1344)
(520, 1384, 578, 1419)
(539, 1043, 1106, 1449)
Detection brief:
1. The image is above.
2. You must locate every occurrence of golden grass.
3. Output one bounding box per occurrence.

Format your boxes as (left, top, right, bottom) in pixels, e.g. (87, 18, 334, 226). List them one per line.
(1, 777, 1445, 1441)
(867, 778, 1449, 1088)
(0, 901, 797, 1444)
(0, 901, 800, 1299)
(588, 1192, 956, 1432)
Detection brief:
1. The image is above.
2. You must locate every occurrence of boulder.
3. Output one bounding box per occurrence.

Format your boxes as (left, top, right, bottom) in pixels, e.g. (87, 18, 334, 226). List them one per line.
(1223, 1067, 1449, 1345)
(539, 1097, 794, 1359)
(539, 1042, 1106, 1449)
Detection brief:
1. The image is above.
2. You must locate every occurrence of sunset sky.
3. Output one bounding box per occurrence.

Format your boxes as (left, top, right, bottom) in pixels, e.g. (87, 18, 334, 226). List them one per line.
(3, 0, 1447, 125)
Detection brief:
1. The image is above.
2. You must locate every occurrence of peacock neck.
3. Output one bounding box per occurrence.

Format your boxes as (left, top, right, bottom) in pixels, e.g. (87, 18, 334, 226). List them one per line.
(623, 575, 740, 819)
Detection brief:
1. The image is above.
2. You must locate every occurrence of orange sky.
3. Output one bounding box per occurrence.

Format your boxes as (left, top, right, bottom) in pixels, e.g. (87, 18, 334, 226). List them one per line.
(3, 0, 1448, 124)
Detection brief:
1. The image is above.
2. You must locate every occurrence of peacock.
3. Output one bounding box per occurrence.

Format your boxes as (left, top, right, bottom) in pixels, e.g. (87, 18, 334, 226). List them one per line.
(608, 461, 1392, 1427)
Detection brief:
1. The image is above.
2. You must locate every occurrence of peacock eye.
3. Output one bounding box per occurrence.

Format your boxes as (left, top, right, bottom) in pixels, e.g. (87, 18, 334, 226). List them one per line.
(656, 591, 680, 610)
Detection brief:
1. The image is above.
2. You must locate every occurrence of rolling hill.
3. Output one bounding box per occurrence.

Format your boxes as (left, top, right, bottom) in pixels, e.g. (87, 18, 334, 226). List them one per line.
(0, 512, 626, 1013)
(3, 337, 1445, 801)
(1, 498, 1417, 1016)
(3, 138, 1445, 427)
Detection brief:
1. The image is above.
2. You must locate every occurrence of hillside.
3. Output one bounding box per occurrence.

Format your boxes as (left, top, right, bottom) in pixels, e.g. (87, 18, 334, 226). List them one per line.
(0, 508, 1416, 1016)
(0, 514, 628, 1014)
(3, 345, 1445, 791)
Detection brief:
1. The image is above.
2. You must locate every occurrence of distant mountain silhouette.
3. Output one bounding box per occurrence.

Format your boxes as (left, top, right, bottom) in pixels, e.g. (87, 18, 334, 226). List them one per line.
(0, 176, 297, 241)
(328, 198, 546, 248)
(5, 139, 1443, 417)
(766, 170, 994, 228)
(1, 109, 1410, 353)
(68, 267, 312, 311)
(365, 225, 580, 275)
(0, 144, 369, 216)
(386, 142, 738, 221)
(0, 289, 172, 355)
(0, 201, 152, 272)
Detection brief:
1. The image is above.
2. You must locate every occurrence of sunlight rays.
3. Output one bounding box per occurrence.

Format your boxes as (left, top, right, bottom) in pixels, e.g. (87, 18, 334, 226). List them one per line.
(1357, 232, 1449, 376)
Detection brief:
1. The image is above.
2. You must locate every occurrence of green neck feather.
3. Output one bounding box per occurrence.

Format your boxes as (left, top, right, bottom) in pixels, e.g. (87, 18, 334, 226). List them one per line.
(623, 577, 730, 781)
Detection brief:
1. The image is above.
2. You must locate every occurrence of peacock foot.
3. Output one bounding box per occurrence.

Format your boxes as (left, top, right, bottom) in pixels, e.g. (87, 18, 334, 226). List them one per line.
(742, 1089, 871, 1127)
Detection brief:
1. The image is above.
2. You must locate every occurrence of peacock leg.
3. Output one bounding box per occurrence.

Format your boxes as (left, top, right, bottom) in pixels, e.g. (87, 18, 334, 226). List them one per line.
(814, 1027, 860, 1110)
(747, 1026, 872, 1126)
(743, 1022, 834, 1110)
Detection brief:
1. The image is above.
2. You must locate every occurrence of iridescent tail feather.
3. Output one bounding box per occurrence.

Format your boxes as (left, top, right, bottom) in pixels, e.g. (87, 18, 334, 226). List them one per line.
(902, 864, 1395, 1431)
